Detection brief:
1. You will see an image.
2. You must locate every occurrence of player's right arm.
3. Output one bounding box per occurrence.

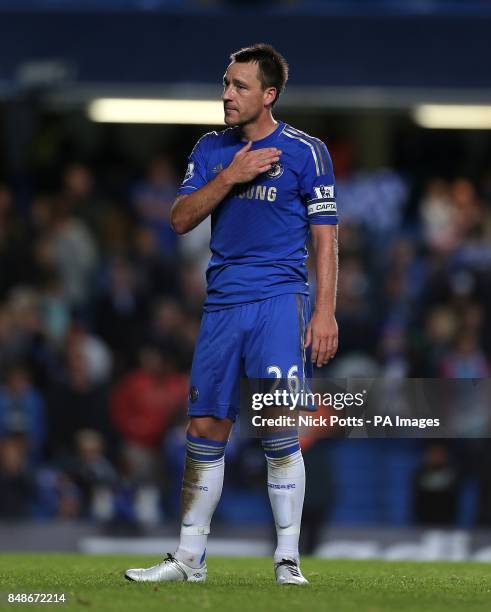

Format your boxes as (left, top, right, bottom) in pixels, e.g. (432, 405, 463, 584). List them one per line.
(171, 140, 281, 234)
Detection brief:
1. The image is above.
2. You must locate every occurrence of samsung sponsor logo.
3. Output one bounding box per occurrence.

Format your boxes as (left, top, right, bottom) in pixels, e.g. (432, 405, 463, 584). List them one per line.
(233, 184, 277, 202)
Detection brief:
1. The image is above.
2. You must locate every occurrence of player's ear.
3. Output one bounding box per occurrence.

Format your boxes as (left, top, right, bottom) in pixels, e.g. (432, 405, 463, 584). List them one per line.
(263, 87, 277, 108)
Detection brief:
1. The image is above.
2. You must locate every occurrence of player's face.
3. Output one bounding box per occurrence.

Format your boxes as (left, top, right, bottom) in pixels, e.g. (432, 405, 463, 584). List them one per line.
(222, 61, 275, 127)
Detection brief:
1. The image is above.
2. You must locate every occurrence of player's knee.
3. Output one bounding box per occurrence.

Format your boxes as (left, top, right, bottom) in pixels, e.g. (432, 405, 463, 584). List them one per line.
(187, 416, 232, 443)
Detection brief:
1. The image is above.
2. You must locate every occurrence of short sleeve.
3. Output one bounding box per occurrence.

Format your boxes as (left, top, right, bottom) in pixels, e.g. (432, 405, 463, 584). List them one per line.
(299, 140, 338, 225)
(177, 135, 209, 195)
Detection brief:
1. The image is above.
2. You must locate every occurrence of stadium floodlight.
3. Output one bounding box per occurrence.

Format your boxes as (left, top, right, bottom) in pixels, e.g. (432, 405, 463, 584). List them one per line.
(87, 98, 224, 125)
(413, 105, 491, 129)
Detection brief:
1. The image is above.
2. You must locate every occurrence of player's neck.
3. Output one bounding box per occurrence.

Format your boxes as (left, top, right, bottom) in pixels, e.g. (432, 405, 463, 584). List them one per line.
(240, 114, 278, 143)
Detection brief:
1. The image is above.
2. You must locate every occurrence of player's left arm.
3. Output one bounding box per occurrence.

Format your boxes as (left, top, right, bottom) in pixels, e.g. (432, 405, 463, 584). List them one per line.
(305, 224, 339, 367)
(298, 137, 339, 367)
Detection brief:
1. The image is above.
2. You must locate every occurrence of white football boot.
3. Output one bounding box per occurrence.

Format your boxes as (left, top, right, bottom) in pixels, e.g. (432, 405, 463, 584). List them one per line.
(125, 553, 207, 583)
(274, 558, 309, 585)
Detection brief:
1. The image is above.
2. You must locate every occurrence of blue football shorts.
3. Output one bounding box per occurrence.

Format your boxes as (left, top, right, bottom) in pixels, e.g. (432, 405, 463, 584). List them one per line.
(187, 293, 312, 422)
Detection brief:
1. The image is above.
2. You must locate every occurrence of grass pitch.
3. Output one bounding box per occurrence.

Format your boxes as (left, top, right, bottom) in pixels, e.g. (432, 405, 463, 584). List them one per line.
(0, 554, 490, 611)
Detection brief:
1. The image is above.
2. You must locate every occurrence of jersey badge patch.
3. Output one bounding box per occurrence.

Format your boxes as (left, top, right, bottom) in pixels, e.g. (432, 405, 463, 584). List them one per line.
(183, 161, 195, 182)
(266, 162, 284, 179)
(314, 184, 334, 199)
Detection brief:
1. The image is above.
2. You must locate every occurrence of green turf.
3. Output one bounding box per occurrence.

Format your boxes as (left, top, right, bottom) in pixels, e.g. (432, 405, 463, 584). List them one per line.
(0, 554, 490, 611)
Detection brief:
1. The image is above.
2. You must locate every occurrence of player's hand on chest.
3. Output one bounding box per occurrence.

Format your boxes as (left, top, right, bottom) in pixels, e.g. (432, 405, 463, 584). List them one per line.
(210, 149, 296, 206)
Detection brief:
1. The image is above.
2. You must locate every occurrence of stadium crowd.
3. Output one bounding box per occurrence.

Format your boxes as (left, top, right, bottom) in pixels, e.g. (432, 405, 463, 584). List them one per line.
(1, 139, 491, 531)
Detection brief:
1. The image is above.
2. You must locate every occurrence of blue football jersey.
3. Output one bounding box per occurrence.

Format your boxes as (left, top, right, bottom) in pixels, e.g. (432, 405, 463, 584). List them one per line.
(177, 121, 338, 310)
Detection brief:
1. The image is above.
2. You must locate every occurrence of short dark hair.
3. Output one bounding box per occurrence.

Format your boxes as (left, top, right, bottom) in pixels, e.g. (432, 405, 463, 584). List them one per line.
(230, 43, 289, 106)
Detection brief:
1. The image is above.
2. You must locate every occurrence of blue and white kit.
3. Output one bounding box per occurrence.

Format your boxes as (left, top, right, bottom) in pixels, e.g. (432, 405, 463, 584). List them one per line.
(178, 121, 338, 421)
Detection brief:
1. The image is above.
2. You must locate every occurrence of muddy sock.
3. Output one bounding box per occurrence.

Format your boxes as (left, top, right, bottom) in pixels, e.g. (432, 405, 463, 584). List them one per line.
(174, 434, 226, 568)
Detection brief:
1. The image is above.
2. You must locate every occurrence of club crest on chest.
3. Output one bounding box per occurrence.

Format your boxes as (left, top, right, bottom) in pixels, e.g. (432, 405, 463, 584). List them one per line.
(266, 162, 284, 179)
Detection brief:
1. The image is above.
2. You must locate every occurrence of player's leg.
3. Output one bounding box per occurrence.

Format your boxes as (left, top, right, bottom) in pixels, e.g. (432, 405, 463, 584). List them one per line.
(125, 308, 243, 583)
(173, 416, 233, 569)
(176, 306, 242, 569)
(262, 434, 305, 561)
(262, 434, 308, 584)
(125, 416, 232, 583)
(244, 293, 311, 584)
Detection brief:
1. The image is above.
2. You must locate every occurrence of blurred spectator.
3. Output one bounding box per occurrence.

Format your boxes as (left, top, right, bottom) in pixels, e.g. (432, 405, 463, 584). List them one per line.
(131, 155, 179, 261)
(95, 257, 148, 373)
(64, 429, 118, 520)
(420, 179, 459, 253)
(147, 298, 196, 369)
(0, 435, 34, 520)
(0, 365, 45, 464)
(0, 288, 57, 387)
(113, 445, 163, 529)
(412, 306, 457, 376)
(337, 169, 408, 235)
(451, 178, 486, 244)
(61, 163, 115, 247)
(46, 201, 99, 309)
(111, 346, 187, 452)
(440, 332, 490, 378)
(379, 324, 409, 378)
(39, 275, 71, 348)
(178, 260, 207, 319)
(336, 255, 377, 354)
(0, 184, 31, 297)
(132, 226, 179, 297)
(107, 346, 188, 528)
(178, 217, 211, 278)
(55, 473, 81, 519)
(413, 443, 461, 526)
(66, 322, 112, 384)
(47, 328, 113, 459)
(381, 237, 426, 314)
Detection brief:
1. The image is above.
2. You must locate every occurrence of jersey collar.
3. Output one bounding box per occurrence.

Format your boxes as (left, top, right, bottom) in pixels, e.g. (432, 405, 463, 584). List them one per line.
(236, 121, 284, 147)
